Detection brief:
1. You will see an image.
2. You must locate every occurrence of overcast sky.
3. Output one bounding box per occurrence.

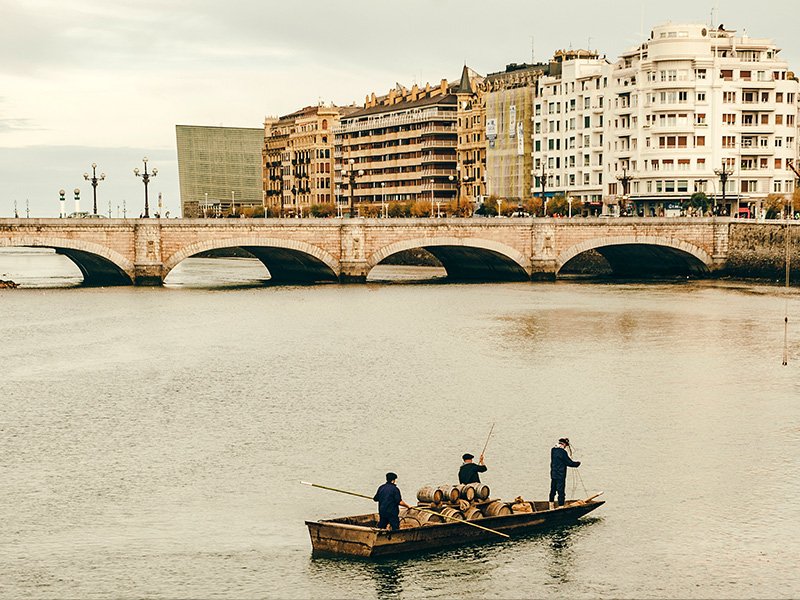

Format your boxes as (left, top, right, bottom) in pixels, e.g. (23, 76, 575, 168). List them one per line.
(1, 0, 796, 217)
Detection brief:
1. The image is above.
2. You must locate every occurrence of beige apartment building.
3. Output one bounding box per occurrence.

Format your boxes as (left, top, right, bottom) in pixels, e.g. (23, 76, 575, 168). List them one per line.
(334, 67, 484, 215)
(484, 62, 546, 203)
(263, 105, 357, 216)
(176, 125, 264, 217)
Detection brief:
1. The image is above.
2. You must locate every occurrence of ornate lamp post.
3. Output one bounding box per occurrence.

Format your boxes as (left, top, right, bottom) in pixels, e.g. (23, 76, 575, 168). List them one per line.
(343, 158, 363, 218)
(381, 181, 386, 218)
(133, 157, 157, 218)
(291, 185, 297, 218)
(713, 161, 733, 216)
(59, 189, 66, 218)
(73, 188, 81, 214)
(537, 162, 551, 216)
(616, 168, 633, 216)
(83, 163, 105, 215)
(449, 170, 471, 217)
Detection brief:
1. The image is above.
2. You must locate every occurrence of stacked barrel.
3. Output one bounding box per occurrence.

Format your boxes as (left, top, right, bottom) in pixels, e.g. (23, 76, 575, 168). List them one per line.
(399, 483, 515, 529)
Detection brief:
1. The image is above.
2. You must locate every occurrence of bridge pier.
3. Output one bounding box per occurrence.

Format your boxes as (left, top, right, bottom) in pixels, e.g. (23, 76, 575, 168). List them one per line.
(529, 259, 557, 281)
(134, 264, 164, 286)
(339, 260, 368, 284)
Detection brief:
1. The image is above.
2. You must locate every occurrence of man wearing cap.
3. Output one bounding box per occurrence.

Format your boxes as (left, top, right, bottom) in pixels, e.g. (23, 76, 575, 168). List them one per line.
(549, 437, 581, 507)
(458, 453, 488, 484)
(373, 472, 410, 531)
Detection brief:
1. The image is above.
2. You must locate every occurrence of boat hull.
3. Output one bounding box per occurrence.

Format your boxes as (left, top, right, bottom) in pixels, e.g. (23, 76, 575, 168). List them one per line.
(306, 499, 604, 558)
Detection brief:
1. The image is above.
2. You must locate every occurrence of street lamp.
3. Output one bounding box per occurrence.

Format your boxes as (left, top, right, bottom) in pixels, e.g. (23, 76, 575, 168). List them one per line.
(73, 188, 81, 215)
(381, 181, 386, 218)
(335, 185, 342, 218)
(231, 191, 236, 216)
(537, 162, 550, 217)
(713, 161, 733, 216)
(568, 196, 573, 218)
(133, 157, 157, 218)
(448, 171, 471, 217)
(83, 162, 105, 215)
(291, 185, 297, 218)
(343, 158, 364, 218)
(616, 168, 633, 216)
(59, 189, 66, 218)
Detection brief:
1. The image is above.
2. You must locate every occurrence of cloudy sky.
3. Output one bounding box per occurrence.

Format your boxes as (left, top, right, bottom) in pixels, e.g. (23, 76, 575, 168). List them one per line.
(1, 0, 796, 217)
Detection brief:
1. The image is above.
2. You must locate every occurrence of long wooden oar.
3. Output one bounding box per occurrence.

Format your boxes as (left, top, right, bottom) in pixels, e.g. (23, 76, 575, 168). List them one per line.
(480, 422, 495, 458)
(300, 481, 509, 539)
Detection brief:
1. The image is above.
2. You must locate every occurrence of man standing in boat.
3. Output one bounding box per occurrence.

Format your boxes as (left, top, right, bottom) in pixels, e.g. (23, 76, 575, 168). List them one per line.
(550, 438, 581, 507)
(458, 453, 488, 484)
(373, 472, 410, 531)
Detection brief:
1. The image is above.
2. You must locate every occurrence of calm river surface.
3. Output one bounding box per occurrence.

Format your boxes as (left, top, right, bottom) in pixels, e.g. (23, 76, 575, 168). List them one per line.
(1, 249, 799, 599)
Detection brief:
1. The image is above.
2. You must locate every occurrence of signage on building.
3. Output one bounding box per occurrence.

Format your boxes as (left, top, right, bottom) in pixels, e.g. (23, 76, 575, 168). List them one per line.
(486, 118, 497, 140)
(517, 122, 524, 155)
(509, 105, 516, 138)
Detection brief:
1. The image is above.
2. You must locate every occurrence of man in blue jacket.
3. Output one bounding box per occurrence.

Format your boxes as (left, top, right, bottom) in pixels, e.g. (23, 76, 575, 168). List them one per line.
(549, 437, 581, 507)
(373, 472, 411, 531)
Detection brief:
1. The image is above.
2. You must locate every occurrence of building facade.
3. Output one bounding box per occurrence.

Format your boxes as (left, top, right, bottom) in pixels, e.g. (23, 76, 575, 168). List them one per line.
(176, 125, 264, 218)
(263, 105, 357, 217)
(334, 69, 484, 216)
(531, 50, 611, 214)
(484, 63, 546, 203)
(606, 22, 800, 217)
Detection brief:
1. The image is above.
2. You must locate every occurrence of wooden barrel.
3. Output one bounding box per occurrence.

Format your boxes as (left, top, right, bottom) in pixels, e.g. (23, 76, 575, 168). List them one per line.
(466, 482, 490, 500)
(404, 507, 444, 526)
(437, 485, 460, 503)
(455, 498, 470, 512)
(455, 484, 476, 502)
(463, 506, 483, 520)
(481, 501, 512, 517)
(438, 506, 464, 521)
(416, 486, 444, 504)
(399, 515, 422, 529)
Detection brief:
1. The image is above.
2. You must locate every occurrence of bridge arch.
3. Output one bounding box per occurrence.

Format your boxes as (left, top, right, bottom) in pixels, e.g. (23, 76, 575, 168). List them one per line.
(557, 235, 713, 277)
(0, 236, 133, 285)
(366, 237, 530, 281)
(163, 236, 340, 283)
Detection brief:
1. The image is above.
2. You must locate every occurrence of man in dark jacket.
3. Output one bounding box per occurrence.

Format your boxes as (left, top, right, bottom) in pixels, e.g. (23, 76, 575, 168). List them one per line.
(458, 453, 488, 484)
(373, 472, 410, 531)
(549, 437, 581, 507)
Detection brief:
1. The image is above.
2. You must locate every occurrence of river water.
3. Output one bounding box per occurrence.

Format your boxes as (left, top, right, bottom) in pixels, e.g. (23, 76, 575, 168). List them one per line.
(1, 249, 799, 599)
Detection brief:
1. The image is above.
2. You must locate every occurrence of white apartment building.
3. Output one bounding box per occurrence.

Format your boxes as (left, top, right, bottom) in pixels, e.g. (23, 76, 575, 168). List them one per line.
(606, 22, 800, 217)
(531, 50, 611, 213)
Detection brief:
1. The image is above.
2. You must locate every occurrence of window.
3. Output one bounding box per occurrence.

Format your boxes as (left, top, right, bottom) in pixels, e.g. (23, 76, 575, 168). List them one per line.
(677, 180, 689, 192)
(665, 180, 675, 192)
(740, 70, 751, 81)
(774, 180, 783, 193)
(696, 69, 707, 80)
(722, 136, 736, 148)
(775, 158, 783, 170)
(584, 116, 590, 128)
(723, 113, 736, 125)
(777, 92, 784, 103)
(678, 159, 690, 171)
(721, 69, 733, 81)
(695, 113, 707, 125)
(535, 104, 541, 116)
(697, 92, 706, 102)
(695, 135, 705, 147)
(788, 115, 796, 126)
(678, 91, 688, 103)
(723, 91, 736, 103)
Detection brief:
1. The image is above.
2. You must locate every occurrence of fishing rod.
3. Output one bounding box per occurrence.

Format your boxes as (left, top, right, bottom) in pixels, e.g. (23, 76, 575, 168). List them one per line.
(480, 422, 495, 460)
(300, 481, 510, 539)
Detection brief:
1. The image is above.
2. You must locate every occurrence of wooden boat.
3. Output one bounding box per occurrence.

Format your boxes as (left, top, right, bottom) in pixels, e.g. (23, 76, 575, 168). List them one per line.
(306, 495, 604, 558)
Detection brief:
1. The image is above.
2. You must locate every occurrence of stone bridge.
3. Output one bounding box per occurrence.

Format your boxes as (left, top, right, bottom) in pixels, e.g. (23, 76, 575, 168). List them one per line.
(0, 217, 733, 286)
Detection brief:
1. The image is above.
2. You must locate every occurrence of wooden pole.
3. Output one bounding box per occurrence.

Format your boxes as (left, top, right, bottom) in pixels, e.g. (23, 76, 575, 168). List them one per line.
(481, 422, 495, 458)
(300, 481, 510, 539)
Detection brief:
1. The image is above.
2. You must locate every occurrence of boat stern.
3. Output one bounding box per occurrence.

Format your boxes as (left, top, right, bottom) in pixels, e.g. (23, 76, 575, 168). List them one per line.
(306, 520, 380, 558)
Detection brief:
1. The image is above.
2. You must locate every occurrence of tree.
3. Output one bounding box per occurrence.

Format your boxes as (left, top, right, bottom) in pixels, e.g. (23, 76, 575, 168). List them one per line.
(410, 201, 432, 217)
(763, 193, 788, 219)
(310, 203, 336, 218)
(682, 192, 709, 216)
(388, 201, 411, 218)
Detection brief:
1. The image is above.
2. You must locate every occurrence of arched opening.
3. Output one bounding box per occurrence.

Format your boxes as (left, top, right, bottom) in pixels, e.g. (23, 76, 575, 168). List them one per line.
(367, 238, 530, 282)
(558, 241, 711, 279)
(162, 239, 339, 286)
(0, 243, 132, 287)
